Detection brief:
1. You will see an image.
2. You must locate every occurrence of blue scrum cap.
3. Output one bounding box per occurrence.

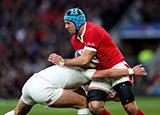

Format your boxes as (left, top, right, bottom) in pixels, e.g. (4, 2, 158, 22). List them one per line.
(64, 8, 86, 32)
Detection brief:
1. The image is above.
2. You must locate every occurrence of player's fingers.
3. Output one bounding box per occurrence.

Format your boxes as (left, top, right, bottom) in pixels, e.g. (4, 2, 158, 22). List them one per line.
(48, 55, 52, 59)
(142, 68, 147, 73)
(51, 54, 60, 59)
(143, 72, 147, 76)
(52, 53, 59, 57)
(48, 55, 55, 61)
(49, 56, 57, 61)
(49, 53, 56, 58)
(48, 59, 53, 63)
(48, 56, 53, 61)
(48, 57, 56, 62)
(145, 72, 147, 76)
(49, 53, 55, 57)
(142, 69, 147, 76)
(137, 64, 142, 67)
(141, 69, 146, 74)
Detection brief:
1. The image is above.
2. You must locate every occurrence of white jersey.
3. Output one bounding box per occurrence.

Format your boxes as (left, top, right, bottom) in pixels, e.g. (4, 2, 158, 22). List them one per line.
(21, 65, 96, 106)
(36, 65, 95, 90)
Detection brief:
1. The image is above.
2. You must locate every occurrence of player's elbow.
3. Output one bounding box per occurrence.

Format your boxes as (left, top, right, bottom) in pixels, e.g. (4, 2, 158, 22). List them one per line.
(81, 61, 90, 67)
(81, 59, 91, 67)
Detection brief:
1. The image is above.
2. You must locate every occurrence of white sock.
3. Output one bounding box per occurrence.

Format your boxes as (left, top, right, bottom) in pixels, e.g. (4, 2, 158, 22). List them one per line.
(78, 108, 90, 115)
(4, 110, 15, 115)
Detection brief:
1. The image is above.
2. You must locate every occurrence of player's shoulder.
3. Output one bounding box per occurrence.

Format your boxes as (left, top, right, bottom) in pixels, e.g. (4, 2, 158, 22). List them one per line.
(87, 22, 99, 28)
(87, 22, 104, 33)
(88, 22, 111, 38)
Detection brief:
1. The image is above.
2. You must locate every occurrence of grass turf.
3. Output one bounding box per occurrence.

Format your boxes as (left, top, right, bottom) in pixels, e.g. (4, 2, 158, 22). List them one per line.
(0, 96, 160, 115)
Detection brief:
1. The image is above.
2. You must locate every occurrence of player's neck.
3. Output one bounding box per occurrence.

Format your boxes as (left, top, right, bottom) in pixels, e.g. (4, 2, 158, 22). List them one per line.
(77, 23, 85, 36)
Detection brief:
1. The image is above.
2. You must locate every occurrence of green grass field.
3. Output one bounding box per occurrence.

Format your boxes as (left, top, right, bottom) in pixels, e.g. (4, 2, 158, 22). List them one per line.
(0, 96, 160, 115)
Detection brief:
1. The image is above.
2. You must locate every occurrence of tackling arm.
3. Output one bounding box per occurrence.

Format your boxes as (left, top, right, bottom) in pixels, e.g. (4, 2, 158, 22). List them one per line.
(92, 64, 147, 79)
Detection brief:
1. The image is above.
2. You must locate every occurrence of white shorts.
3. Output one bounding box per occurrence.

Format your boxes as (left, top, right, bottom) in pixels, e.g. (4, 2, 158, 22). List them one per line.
(89, 61, 133, 97)
(21, 74, 63, 107)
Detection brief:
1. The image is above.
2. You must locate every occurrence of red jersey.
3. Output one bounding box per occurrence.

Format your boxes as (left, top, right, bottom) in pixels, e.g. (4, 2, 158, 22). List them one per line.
(71, 22, 125, 70)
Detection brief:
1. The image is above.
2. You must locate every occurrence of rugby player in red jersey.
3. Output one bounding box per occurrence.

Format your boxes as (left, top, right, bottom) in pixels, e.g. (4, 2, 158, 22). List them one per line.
(49, 8, 144, 115)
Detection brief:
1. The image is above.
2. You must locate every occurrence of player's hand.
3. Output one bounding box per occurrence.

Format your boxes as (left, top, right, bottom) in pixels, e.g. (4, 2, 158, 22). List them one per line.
(48, 53, 63, 65)
(133, 64, 147, 76)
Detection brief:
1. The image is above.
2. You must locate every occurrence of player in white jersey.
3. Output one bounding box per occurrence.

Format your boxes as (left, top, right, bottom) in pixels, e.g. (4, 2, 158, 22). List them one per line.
(5, 65, 146, 115)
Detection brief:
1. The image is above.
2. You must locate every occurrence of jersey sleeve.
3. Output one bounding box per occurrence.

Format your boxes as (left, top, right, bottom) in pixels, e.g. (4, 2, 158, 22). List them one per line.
(83, 69, 96, 80)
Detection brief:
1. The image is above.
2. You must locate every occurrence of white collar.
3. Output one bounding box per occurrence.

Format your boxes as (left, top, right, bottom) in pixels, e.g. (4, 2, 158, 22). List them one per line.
(77, 22, 87, 43)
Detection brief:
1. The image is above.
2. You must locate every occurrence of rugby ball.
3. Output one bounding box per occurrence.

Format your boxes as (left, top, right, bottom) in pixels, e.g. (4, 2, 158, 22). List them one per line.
(75, 49, 99, 68)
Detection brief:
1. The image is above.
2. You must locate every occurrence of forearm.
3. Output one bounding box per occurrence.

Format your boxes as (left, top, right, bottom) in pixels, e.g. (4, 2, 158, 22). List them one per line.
(91, 64, 147, 79)
(92, 69, 129, 79)
(64, 57, 89, 67)
(64, 49, 95, 67)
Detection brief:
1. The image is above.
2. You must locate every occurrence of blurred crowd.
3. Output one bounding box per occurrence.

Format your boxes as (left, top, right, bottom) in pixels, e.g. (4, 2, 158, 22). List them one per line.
(129, 0, 160, 24)
(0, 0, 159, 98)
(128, 0, 160, 96)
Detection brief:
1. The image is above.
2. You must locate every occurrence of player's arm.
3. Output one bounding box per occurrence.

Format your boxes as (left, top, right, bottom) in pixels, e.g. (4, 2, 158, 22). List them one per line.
(92, 64, 147, 79)
(84, 64, 147, 79)
(48, 49, 95, 67)
(64, 49, 95, 67)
